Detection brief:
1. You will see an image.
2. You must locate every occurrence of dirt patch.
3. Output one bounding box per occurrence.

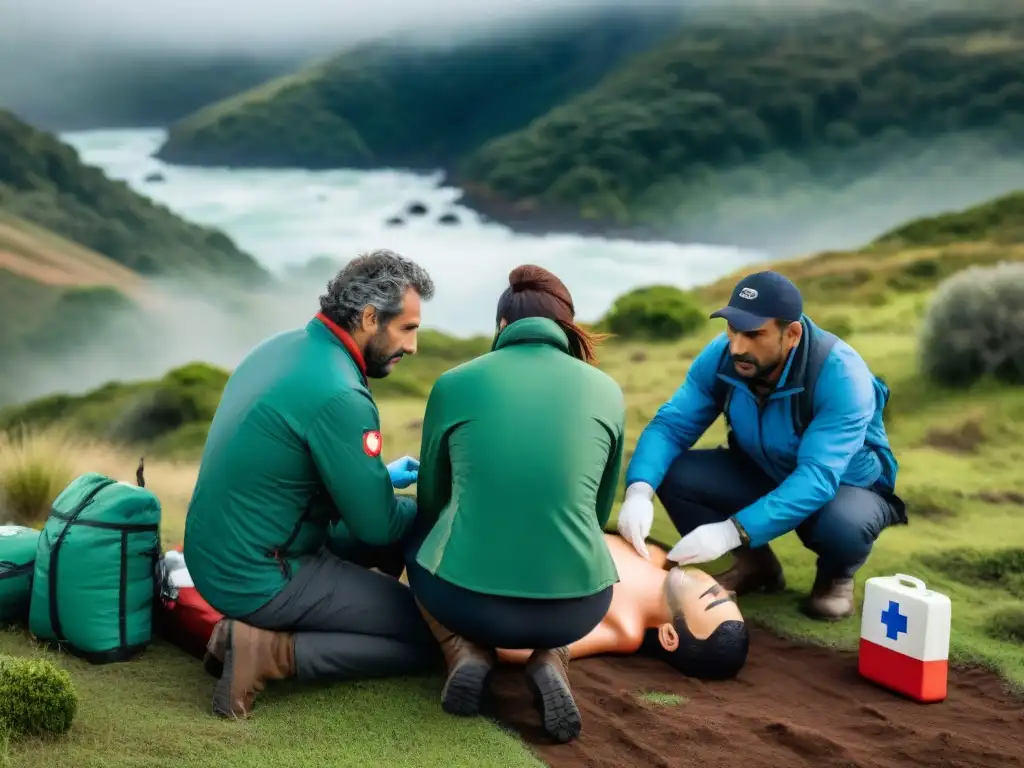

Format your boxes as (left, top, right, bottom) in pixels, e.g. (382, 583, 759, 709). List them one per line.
(972, 490, 1024, 506)
(0, 249, 87, 286)
(921, 418, 987, 454)
(489, 627, 1024, 768)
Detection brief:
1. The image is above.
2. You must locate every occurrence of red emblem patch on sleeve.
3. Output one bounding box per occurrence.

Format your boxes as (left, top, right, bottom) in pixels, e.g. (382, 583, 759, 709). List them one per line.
(362, 430, 382, 457)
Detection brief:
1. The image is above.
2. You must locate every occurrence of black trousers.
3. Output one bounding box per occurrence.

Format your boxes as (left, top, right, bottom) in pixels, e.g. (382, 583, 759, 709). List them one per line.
(405, 556, 612, 649)
(241, 548, 441, 681)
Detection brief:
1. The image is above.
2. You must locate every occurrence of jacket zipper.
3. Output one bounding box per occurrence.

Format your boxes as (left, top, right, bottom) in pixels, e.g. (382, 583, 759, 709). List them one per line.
(268, 501, 315, 580)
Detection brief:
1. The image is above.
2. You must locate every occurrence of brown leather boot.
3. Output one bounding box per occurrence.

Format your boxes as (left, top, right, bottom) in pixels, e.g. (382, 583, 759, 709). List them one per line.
(524, 647, 581, 744)
(713, 545, 786, 596)
(211, 620, 296, 719)
(804, 572, 855, 621)
(204, 619, 229, 678)
(417, 603, 495, 717)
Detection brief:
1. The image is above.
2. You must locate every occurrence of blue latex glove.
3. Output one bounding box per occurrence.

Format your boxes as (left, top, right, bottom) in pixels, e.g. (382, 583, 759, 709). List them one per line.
(387, 456, 419, 489)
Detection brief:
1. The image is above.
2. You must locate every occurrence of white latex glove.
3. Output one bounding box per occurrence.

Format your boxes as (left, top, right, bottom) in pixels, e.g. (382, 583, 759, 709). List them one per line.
(667, 520, 742, 565)
(617, 482, 655, 559)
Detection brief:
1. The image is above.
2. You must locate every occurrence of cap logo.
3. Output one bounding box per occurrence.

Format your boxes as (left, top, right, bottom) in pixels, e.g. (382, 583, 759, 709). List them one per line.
(738, 287, 759, 300)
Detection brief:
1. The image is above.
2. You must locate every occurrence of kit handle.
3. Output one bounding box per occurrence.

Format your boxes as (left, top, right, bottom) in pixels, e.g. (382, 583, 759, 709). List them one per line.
(894, 573, 927, 591)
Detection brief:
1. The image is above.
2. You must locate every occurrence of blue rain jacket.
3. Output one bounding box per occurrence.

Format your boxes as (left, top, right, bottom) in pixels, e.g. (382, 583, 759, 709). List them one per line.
(625, 316, 898, 548)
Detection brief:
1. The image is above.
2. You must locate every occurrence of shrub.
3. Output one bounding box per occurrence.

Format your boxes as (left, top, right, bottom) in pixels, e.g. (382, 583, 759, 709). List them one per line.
(985, 607, 1024, 645)
(108, 363, 229, 444)
(0, 428, 76, 528)
(918, 262, 1024, 388)
(600, 286, 707, 341)
(0, 655, 77, 740)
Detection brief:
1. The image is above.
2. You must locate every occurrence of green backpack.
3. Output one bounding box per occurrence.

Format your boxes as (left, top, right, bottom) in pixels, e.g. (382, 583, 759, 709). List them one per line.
(29, 472, 161, 663)
(0, 525, 41, 625)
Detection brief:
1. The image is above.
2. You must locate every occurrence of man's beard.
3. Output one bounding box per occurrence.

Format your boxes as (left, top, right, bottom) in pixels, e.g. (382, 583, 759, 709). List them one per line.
(732, 353, 781, 385)
(364, 332, 404, 379)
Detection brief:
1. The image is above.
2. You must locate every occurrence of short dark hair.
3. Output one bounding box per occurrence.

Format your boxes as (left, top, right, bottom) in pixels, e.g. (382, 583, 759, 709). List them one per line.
(319, 249, 434, 333)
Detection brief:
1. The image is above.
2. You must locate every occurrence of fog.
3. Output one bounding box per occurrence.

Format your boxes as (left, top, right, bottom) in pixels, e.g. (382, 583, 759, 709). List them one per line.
(8, 127, 1024, 408)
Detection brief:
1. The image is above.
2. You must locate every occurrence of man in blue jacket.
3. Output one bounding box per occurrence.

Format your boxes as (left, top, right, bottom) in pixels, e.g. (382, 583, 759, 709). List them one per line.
(617, 271, 906, 620)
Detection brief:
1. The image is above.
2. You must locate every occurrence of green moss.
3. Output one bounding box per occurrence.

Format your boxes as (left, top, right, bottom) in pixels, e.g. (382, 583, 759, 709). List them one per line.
(0, 655, 77, 740)
(919, 547, 1024, 598)
(985, 607, 1024, 644)
(635, 691, 687, 707)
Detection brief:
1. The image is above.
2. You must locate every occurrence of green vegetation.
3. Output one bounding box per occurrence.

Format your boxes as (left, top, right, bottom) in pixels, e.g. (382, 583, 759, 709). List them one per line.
(2, 191, 1024, 766)
(598, 285, 707, 341)
(155, 4, 1024, 239)
(635, 691, 687, 707)
(875, 190, 1024, 247)
(156, 10, 680, 169)
(0, 427, 77, 528)
(0, 656, 77, 740)
(0, 363, 230, 462)
(918, 261, 1024, 387)
(460, 4, 1024, 230)
(0, 51, 306, 131)
(0, 110, 265, 281)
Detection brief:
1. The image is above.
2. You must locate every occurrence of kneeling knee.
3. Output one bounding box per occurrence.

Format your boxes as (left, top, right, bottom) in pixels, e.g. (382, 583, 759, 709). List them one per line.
(808, 512, 875, 565)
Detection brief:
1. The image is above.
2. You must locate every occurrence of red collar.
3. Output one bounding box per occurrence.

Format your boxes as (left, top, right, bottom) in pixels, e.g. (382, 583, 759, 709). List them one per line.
(315, 313, 366, 374)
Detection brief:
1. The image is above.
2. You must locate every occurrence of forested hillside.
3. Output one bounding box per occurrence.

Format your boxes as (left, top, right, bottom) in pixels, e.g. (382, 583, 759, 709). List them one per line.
(0, 110, 265, 280)
(458, 4, 1024, 229)
(154, 9, 683, 169)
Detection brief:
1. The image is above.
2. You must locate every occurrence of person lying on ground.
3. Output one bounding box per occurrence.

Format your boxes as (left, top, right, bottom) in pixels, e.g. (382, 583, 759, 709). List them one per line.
(185, 249, 442, 720)
(403, 265, 626, 745)
(617, 270, 906, 621)
(496, 532, 749, 680)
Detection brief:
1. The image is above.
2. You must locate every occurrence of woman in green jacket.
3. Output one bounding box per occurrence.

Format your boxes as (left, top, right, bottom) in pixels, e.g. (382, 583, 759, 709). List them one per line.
(405, 265, 625, 744)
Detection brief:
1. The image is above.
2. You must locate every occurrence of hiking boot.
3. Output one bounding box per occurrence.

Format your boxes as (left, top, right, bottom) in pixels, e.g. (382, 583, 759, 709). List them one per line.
(417, 602, 495, 717)
(204, 619, 229, 678)
(713, 545, 786, 596)
(524, 647, 581, 744)
(804, 572, 855, 621)
(211, 620, 296, 719)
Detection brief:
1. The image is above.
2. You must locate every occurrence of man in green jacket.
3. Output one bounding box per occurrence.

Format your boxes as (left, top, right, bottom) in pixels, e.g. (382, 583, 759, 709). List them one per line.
(184, 249, 441, 719)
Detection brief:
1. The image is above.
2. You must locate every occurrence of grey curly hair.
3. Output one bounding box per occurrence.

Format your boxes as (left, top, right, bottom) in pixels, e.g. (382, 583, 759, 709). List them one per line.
(319, 249, 435, 333)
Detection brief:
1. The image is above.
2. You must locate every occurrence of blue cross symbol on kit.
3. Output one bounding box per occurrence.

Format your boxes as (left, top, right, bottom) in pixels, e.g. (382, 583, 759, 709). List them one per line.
(880, 600, 908, 641)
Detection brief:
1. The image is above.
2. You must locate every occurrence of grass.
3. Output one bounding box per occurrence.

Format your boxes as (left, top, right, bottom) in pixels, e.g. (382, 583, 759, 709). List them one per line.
(1, 240, 1023, 766)
(635, 691, 688, 707)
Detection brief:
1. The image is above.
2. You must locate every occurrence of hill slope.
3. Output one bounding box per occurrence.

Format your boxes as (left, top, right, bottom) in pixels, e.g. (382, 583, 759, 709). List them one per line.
(6, 188, 1023, 456)
(0, 110, 266, 281)
(0, 50, 307, 132)
(154, 9, 683, 170)
(456, 3, 1024, 234)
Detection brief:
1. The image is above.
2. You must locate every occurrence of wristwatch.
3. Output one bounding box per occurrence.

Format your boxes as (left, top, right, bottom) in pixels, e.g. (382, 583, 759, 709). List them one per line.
(730, 516, 751, 547)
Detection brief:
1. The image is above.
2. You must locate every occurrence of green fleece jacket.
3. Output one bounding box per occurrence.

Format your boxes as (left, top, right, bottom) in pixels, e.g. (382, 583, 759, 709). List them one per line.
(183, 314, 416, 617)
(413, 317, 625, 599)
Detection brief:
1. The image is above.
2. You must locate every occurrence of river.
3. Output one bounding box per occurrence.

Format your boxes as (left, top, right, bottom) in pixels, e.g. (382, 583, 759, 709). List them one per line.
(62, 128, 767, 337)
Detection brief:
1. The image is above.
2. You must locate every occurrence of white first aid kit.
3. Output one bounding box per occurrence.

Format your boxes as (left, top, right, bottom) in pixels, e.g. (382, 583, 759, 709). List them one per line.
(858, 573, 951, 702)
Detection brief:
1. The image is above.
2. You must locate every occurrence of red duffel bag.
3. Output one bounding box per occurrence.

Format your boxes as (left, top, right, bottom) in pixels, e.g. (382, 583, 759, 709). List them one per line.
(154, 547, 223, 660)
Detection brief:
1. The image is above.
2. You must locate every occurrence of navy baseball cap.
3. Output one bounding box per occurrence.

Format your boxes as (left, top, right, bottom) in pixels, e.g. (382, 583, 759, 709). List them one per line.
(710, 271, 803, 332)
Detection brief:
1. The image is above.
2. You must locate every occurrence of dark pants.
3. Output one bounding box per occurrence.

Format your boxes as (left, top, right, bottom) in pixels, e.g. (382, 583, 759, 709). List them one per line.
(403, 521, 612, 649)
(241, 548, 441, 682)
(658, 448, 904, 580)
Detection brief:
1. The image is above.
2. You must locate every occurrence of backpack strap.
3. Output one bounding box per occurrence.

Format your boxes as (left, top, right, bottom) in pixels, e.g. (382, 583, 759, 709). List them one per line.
(793, 323, 839, 437)
(711, 343, 736, 440)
